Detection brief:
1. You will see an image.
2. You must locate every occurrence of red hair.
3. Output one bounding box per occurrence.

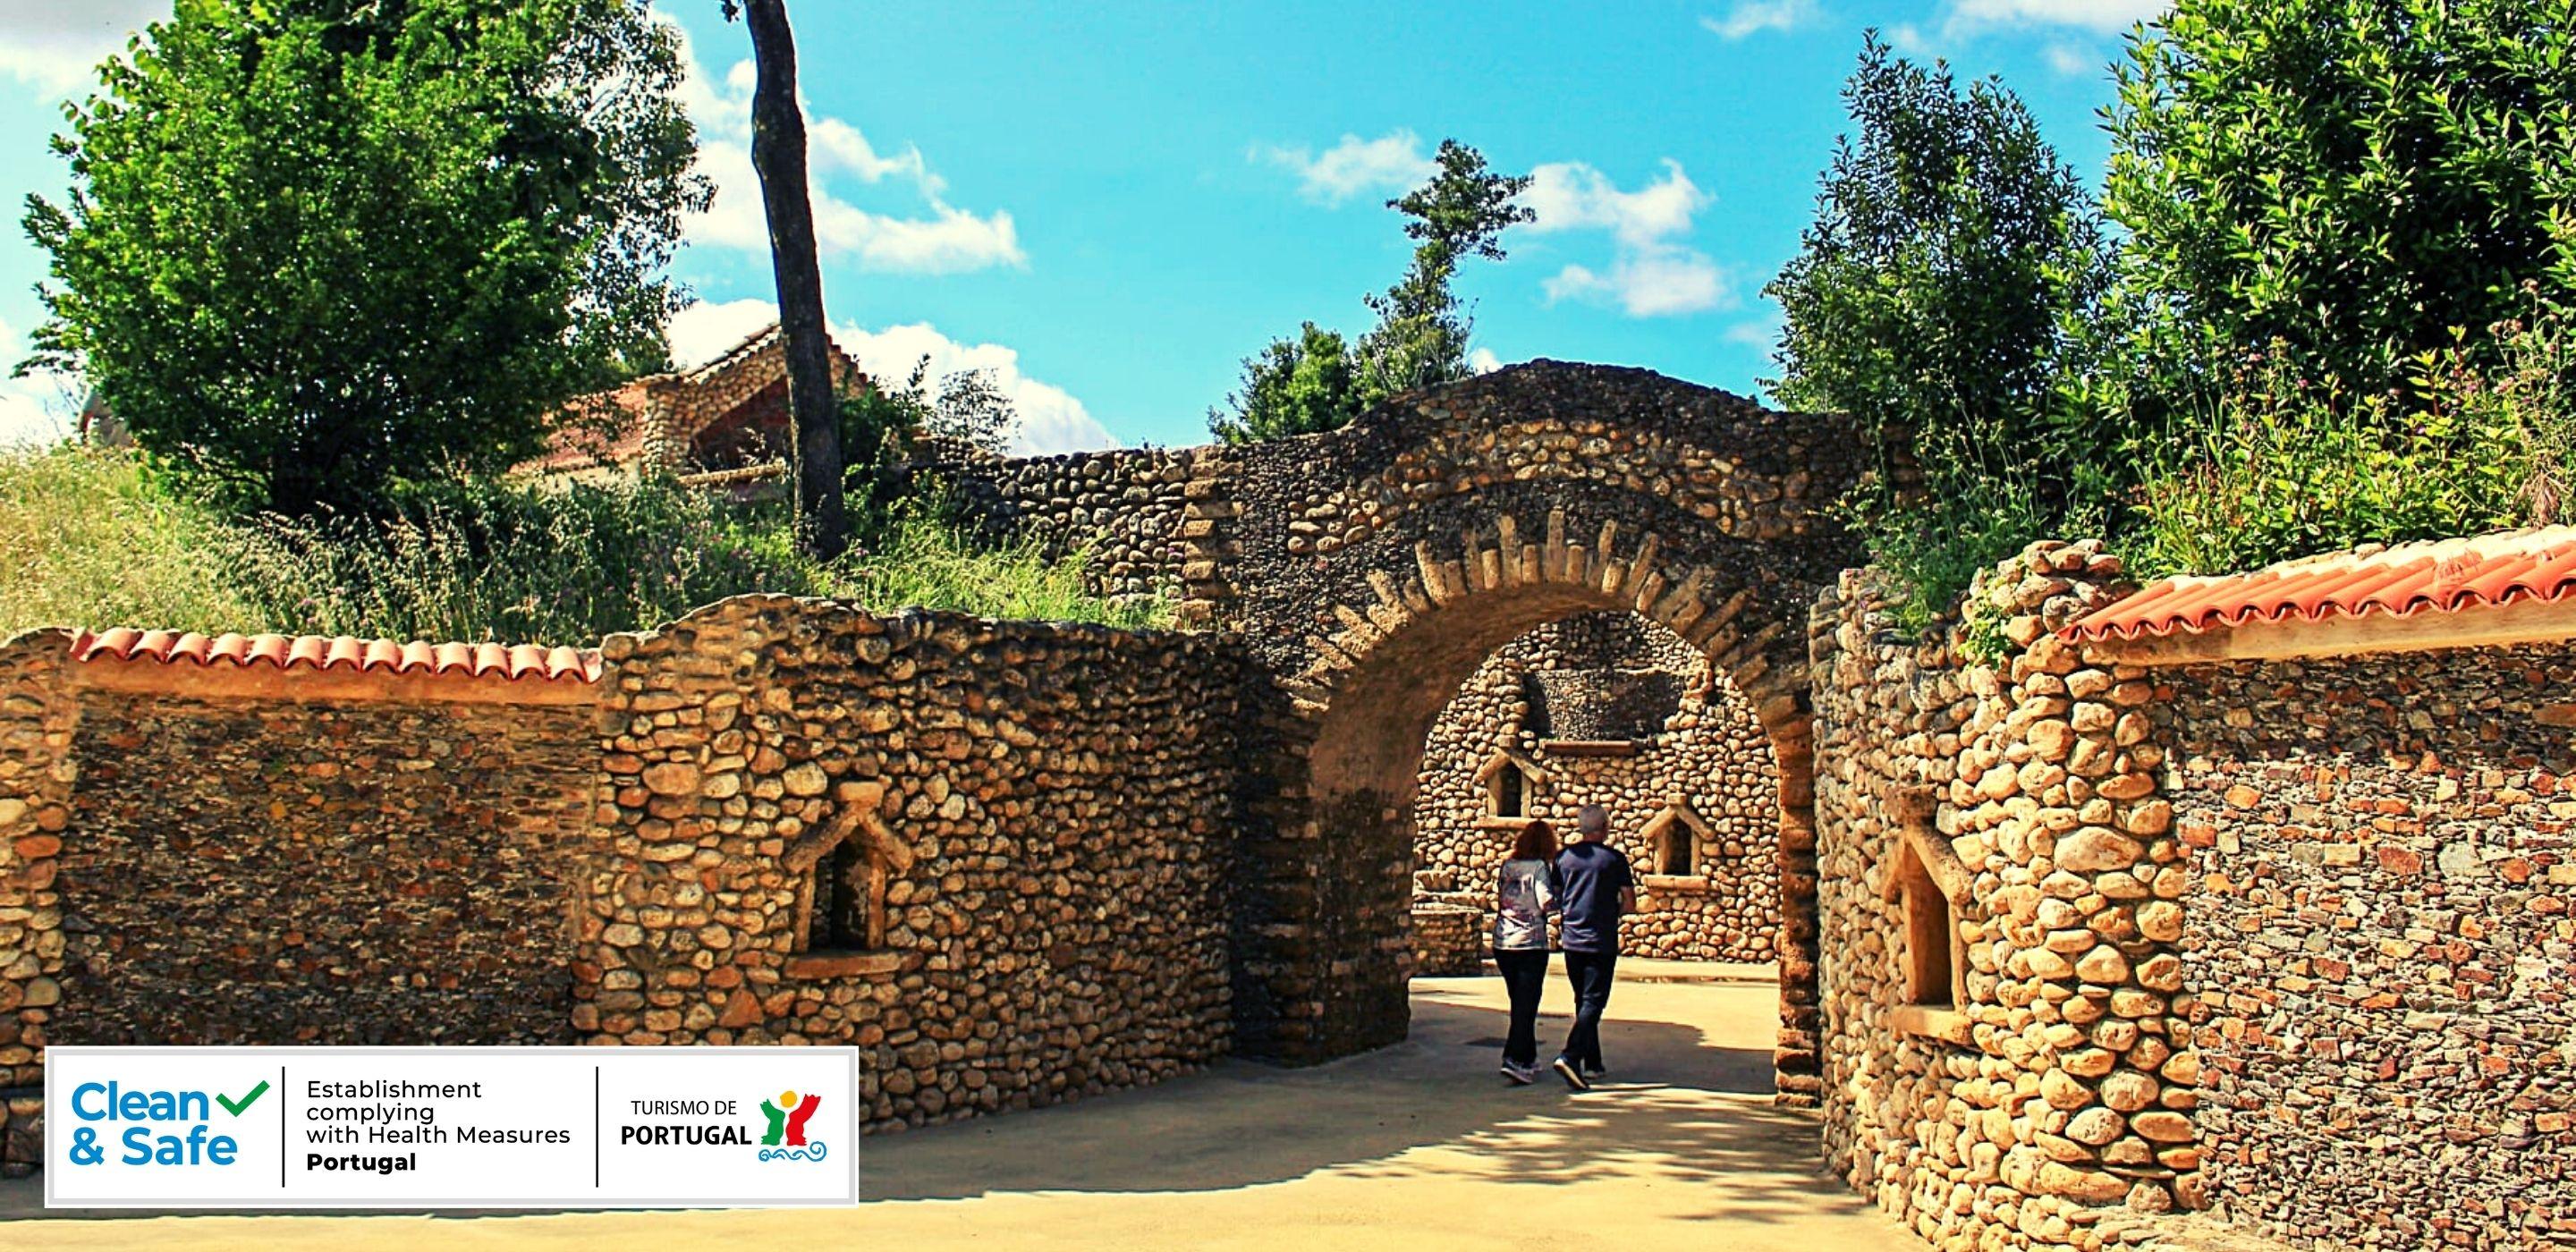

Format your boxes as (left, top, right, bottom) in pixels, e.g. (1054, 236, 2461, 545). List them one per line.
(1510, 819, 1558, 862)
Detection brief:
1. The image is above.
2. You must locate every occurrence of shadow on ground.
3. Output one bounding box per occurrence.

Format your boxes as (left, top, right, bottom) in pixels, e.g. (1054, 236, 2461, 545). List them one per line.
(861, 974, 1848, 1224)
(2, 969, 1903, 1249)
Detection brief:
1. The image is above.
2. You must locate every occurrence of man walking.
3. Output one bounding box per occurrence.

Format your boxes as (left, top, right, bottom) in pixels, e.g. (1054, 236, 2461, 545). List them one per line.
(1551, 803, 1633, 1091)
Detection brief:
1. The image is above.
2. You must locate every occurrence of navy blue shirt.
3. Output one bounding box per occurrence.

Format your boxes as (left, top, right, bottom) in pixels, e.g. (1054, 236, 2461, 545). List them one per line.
(1555, 842, 1633, 953)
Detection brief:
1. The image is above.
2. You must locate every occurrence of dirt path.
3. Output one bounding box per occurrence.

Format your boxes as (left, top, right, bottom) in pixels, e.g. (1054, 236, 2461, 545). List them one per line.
(3, 963, 1913, 1250)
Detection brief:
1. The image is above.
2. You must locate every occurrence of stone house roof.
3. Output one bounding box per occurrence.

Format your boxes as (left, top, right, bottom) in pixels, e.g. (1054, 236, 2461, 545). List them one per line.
(526, 322, 863, 480)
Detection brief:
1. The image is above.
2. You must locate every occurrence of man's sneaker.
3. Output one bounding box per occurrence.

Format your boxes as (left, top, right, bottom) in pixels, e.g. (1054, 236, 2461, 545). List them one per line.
(1500, 1062, 1534, 1086)
(1583, 1062, 1608, 1079)
(1551, 1056, 1590, 1091)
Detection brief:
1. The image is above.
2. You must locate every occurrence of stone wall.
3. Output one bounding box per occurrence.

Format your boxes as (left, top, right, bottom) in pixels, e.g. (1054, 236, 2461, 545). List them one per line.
(0, 628, 601, 1176)
(584, 596, 1241, 1131)
(55, 691, 597, 1046)
(0, 630, 75, 1174)
(2161, 646, 2576, 1250)
(1810, 542, 2191, 1252)
(931, 446, 1204, 604)
(1411, 611, 1781, 962)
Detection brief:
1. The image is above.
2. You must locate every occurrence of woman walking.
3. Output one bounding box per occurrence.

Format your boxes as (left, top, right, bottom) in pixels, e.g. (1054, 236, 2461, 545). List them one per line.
(1493, 818, 1561, 1084)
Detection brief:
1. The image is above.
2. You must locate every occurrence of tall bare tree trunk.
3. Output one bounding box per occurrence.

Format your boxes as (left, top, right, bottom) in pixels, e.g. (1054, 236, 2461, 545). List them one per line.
(737, 0, 846, 557)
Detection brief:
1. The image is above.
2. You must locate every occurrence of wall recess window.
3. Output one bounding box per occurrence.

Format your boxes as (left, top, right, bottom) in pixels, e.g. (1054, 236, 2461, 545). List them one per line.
(781, 793, 909, 979)
(1476, 750, 1547, 822)
(1894, 842, 1962, 1008)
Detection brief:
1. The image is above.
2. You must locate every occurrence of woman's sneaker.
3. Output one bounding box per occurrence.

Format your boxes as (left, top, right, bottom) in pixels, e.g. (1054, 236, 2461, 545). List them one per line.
(1500, 1062, 1535, 1086)
(1551, 1055, 1590, 1091)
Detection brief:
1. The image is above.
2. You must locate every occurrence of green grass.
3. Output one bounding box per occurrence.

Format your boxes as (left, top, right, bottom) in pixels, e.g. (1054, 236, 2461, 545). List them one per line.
(0, 444, 1172, 645)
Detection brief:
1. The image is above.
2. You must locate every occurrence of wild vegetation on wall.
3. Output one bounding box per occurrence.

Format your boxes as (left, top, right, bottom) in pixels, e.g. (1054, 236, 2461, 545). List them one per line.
(0, 445, 1166, 644)
(1776, 0, 2576, 627)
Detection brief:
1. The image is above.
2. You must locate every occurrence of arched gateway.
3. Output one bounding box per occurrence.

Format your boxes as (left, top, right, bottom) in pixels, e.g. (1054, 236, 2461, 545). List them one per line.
(1163, 361, 1867, 1100)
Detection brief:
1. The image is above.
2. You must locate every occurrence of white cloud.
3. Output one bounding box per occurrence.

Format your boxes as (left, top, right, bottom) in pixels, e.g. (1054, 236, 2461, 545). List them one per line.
(669, 21, 1023, 274)
(0, 1, 165, 97)
(1700, 0, 1820, 40)
(1256, 131, 1439, 207)
(1543, 252, 1729, 318)
(2044, 40, 2102, 76)
(1949, 0, 2165, 34)
(1522, 159, 1710, 247)
(665, 299, 1115, 457)
(1522, 160, 1730, 318)
(1724, 317, 1779, 351)
(1467, 347, 1504, 375)
(0, 318, 82, 449)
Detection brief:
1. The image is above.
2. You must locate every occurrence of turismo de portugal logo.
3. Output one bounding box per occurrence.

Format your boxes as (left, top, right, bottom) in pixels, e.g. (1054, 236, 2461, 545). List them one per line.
(758, 1089, 826, 1162)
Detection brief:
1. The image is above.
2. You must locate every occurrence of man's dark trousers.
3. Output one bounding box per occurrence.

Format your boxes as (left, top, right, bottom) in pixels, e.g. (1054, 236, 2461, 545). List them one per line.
(1563, 949, 1618, 1070)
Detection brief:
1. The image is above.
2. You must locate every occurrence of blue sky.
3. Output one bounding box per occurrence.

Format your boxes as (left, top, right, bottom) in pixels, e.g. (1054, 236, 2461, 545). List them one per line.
(0, 0, 2165, 451)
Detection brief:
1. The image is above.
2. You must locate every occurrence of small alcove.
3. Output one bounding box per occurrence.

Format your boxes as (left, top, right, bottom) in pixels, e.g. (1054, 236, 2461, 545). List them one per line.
(1882, 790, 1973, 1044)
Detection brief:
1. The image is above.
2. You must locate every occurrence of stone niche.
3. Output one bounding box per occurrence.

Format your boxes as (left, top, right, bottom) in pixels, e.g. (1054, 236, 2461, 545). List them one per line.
(1525, 666, 1682, 742)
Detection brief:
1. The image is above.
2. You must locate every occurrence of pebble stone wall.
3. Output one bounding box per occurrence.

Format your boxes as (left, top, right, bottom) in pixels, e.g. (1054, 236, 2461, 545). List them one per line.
(57, 690, 596, 1046)
(584, 596, 1242, 1131)
(1810, 542, 2194, 1252)
(1411, 611, 1782, 963)
(0, 630, 74, 1174)
(928, 446, 1203, 605)
(2161, 647, 2576, 1250)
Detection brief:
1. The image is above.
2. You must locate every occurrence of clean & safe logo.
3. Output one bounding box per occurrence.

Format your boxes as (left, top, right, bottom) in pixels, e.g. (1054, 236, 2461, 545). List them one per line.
(64, 1077, 267, 1169)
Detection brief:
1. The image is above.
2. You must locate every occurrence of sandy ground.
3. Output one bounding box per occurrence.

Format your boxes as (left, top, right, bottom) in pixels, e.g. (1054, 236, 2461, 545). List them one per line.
(2, 960, 1915, 1250)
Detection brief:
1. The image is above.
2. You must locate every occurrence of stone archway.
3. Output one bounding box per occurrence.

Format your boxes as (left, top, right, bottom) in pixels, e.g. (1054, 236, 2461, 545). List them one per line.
(1181, 362, 1865, 1102)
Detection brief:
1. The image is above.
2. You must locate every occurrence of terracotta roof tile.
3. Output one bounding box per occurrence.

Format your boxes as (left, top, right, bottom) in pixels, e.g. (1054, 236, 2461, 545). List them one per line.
(72, 627, 601, 684)
(2063, 526, 2576, 644)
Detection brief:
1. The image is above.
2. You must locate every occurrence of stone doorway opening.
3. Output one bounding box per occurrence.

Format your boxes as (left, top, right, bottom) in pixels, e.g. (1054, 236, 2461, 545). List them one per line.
(1407, 610, 1783, 974)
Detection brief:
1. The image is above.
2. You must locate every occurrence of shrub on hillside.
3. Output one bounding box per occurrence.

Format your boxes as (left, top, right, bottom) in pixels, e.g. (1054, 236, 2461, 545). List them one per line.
(0, 444, 258, 636)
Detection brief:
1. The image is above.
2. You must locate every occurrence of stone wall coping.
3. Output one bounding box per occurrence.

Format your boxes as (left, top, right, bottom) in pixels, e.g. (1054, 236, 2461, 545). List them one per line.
(1538, 739, 1642, 757)
(1887, 1004, 1973, 1045)
(782, 951, 904, 979)
(43, 626, 603, 707)
(1637, 873, 1717, 893)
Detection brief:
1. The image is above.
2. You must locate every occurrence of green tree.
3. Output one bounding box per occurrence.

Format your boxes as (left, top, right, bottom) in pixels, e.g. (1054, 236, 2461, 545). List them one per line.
(1211, 140, 1533, 444)
(20, 0, 705, 514)
(2105, 0, 2576, 407)
(1767, 36, 2111, 629)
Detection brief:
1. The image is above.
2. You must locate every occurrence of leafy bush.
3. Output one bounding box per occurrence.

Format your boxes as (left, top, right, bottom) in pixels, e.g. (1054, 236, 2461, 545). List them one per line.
(2106, 0, 2576, 410)
(223, 475, 824, 644)
(2126, 308, 2575, 579)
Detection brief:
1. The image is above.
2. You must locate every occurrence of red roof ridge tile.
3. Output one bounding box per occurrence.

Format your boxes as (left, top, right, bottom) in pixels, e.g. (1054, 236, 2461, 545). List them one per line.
(67, 628, 604, 684)
(2064, 524, 2576, 645)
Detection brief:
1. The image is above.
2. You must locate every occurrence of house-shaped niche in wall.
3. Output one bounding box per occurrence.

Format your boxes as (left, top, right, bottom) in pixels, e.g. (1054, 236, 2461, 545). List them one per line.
(1475, 748, 1550, 822)
(1640, 799, 1713, 878)
(780, 782, 908, 978)
(1881, 787, 1973, 1044)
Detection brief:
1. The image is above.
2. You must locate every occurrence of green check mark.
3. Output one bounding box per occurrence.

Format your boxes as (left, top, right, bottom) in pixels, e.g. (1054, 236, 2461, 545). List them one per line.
(215, 1079, 270, 1116)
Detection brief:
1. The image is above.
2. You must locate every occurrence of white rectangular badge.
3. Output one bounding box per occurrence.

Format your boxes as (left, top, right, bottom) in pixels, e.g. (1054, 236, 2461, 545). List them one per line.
(44, 1046, 860, 1208)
